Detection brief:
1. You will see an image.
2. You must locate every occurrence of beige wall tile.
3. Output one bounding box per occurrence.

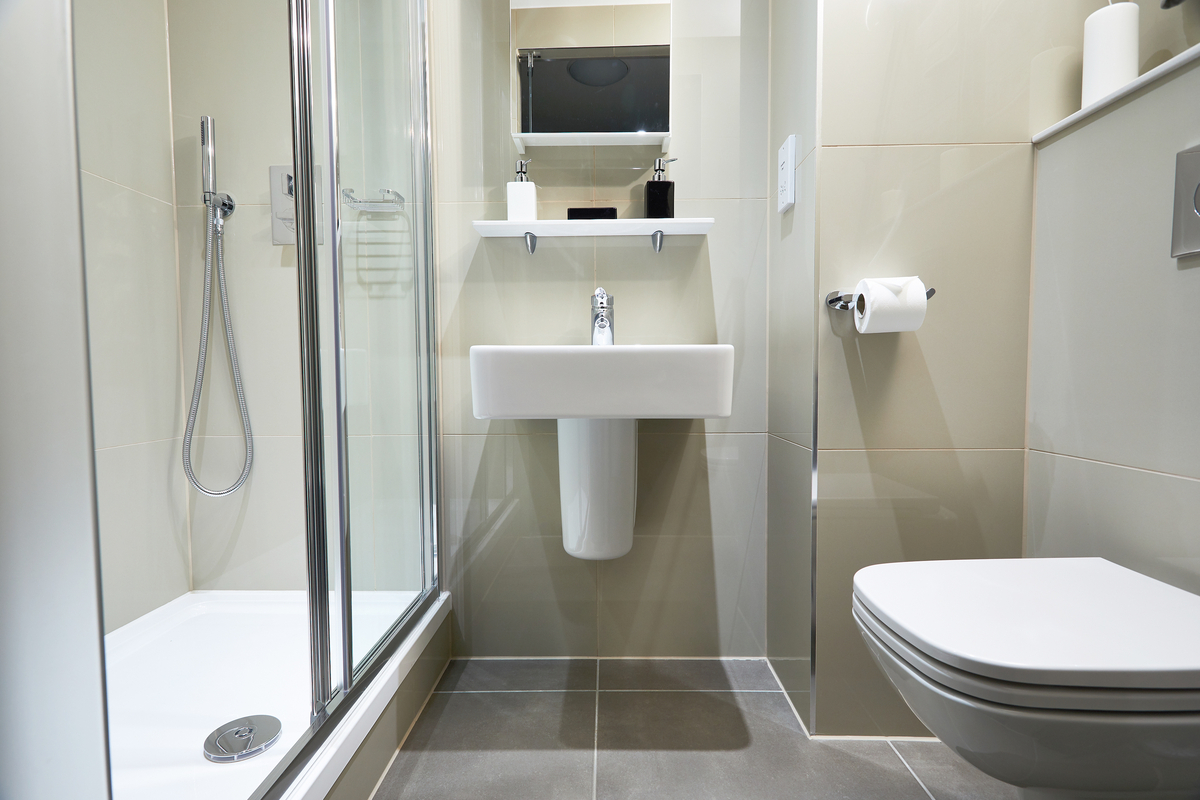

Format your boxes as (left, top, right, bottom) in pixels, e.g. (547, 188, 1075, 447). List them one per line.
(812, 448, 1024, 735)
(669, 0, 768, 200)
(370, 434, 425, 591)
(767, 149, 815, 448)
(768, 0, 818, 160)
(766, 435, 811, 702)
(96, 439, 191, 632)
(1030, 61, 1200, 479)
(514, 6, 615, 48)
(73, 0, 175, 203)
(821, 0, 1107, 145)
(177, 205, 303, 438)
(189, 435, 308, 590)
(167, 0, 294, 207)
(430, 0, 514, 203)
(1027, 450, 1200, 596)
(597, 198, 768, 434)
(599, 431, 766, 656)
(817, 144, 1032, 450)
(442, 433, 598, 655)
(81, 174, 183, 449)
(614, 3, 671, 46)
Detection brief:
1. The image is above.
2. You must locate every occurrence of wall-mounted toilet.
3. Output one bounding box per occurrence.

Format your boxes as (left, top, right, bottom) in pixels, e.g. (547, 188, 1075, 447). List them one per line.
(853, 558, 1200, 800)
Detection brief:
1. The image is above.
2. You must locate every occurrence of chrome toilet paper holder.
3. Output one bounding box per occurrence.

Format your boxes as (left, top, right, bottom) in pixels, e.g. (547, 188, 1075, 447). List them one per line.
(825, 287, 935, 312)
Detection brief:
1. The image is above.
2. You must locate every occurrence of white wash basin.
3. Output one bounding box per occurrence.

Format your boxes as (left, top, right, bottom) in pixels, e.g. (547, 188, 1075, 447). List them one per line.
(469, 344, 735, 420)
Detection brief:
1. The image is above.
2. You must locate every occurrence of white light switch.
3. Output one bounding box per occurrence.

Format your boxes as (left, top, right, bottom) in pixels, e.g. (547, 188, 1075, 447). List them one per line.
(778, 134, 797, 213)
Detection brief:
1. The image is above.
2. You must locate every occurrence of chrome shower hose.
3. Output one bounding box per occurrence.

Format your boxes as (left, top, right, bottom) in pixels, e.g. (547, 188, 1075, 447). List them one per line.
(182, 203, 253, 497)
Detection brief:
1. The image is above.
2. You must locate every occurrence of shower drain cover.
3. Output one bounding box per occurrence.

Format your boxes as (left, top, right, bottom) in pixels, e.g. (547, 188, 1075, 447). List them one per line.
(203, 715, 282, 763)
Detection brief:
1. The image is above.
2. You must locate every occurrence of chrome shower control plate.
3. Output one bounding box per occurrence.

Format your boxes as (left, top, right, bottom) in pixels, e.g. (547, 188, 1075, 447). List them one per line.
(203, 715, 281, 763)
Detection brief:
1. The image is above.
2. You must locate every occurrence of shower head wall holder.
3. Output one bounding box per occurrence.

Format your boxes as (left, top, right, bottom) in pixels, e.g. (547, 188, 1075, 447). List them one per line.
(826, 286, 935, 312)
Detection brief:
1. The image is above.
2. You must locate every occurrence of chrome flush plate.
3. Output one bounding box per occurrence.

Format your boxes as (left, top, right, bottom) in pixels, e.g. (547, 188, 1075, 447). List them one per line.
(1170, 144, 1200, 258)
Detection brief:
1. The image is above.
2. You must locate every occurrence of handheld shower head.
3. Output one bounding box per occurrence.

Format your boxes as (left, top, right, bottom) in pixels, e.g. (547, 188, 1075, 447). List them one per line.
(201, 116, 216, 202)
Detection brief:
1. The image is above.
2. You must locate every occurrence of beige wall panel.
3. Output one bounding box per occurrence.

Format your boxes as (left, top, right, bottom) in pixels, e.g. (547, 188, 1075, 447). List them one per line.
(767, 148, 815, 448)
(189, 435, 307, 590)
(1030, 61, 1200, 479)
(822, 0, 1200, 146)
(817, 144, 1032, 450)
(766, 435, 812, 716)
(96, 439, 191, 632)
(442, 432, 598, 655)
(599, 431, 766, 656)
(614, 3, 671, 46)
(73, 0, 175, 202)
(1027, 450, 1200, 596)
(813, 448, 1024, 735)
(514, 6, 615, 49)
(80, 175, 183, 449)
(167, 0, 294, 207)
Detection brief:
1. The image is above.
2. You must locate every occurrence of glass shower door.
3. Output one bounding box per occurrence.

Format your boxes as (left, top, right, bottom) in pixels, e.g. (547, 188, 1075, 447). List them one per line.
(323, 0, 437, 681)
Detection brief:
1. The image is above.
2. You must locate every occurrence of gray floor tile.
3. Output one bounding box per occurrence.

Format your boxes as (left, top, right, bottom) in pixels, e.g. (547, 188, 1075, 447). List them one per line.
(377, 691, 596, 800)
(892, 740, 1021, 800)
(596, 691, 929, 800)
(599, 659, 780, 691)
(434, 659, 597, 692)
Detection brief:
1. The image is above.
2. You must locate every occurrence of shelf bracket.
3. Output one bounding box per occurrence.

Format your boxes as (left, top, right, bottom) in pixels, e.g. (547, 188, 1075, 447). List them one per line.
(651, 230, 664, 253)
(524, 232, 537, 254)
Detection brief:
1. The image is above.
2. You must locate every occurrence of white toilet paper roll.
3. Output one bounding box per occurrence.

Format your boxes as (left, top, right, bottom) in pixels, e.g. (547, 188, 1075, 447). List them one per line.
(1081, 3, 1139, 108)
(854, 277, 927, 334)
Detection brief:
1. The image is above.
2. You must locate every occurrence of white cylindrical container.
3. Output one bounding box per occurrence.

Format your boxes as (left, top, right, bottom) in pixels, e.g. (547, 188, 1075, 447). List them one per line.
(853, 276, 928, 334)
(557, 418, 637, 560)
(1081, 2, 1139, 108)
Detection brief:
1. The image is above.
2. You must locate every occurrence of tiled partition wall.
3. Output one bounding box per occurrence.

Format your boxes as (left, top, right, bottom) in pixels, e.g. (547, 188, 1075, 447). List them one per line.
(75, 0, 190, 632)
(431, 0, 771, 657)
(1028, 61, 1200, 596)
(766, 0, 1200, 736)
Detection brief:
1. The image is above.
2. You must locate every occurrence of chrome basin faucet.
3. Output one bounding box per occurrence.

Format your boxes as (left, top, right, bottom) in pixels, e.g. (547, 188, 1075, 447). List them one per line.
(592, 288, 614, 346)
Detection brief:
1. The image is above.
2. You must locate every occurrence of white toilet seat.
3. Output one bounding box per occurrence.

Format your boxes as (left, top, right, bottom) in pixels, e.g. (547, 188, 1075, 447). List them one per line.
(852, 596, 1200, 712)
(853, 557, 1200, 690)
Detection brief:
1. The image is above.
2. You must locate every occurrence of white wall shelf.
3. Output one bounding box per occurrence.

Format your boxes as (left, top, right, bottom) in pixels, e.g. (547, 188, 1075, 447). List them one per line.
(473, 217, 714, 253)
(512, 131, 671, 153)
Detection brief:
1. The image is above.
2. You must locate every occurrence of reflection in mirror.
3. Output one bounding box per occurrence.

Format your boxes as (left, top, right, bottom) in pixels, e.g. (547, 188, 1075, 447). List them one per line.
(510, 1, 670, 136)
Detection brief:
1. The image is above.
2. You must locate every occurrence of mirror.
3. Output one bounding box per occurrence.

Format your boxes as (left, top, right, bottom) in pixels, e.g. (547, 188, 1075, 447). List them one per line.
(510, 1, 671, 139)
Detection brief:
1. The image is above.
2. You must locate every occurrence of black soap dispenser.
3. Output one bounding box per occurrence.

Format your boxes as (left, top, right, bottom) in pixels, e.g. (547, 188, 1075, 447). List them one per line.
(645, 157, 677, 219)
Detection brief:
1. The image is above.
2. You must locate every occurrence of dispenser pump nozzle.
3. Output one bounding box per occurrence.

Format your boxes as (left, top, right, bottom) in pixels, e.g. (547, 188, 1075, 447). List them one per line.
(515, 159, 532, 182)
(652, 157, 677, 181)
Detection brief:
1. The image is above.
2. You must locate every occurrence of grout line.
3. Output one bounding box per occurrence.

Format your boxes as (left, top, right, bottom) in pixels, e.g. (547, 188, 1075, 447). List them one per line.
(79, 169, 174, 207)
(889, 740, 937, 800)
(433, 688, 783, 694)
(1028, 448, 1200, 483)
(452, 656, 773, 661)
(592, 659, 599, 800)
(763, 657, 811, 738)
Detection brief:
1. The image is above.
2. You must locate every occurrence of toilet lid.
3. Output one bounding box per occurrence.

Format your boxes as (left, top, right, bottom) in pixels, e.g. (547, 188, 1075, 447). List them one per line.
(853, 558, 1200, 689)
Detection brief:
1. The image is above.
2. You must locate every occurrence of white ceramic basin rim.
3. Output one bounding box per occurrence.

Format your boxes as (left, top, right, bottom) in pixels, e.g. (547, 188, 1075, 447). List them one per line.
(470, 344, 735, 419)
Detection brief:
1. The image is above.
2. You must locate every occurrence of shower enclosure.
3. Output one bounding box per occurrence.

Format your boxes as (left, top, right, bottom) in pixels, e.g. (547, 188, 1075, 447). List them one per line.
(71, 0, 437, 794)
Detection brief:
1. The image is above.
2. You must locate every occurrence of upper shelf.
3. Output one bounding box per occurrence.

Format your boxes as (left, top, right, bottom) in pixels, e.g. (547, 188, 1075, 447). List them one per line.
(473, 218, 713, 238)
(473, 217, 714, 254)
(512, 131, 671, 154)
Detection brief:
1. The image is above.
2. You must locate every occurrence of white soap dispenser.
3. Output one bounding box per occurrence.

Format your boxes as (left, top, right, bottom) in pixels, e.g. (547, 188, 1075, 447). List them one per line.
(507, 159, 537, 221)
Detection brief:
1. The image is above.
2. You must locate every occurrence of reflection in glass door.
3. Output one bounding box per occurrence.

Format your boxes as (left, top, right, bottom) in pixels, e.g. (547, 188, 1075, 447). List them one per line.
(322, 0, 438, 683)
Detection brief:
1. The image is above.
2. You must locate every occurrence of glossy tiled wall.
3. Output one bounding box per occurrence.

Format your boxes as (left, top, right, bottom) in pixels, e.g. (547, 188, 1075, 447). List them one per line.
(75, 0, 190, 632)
(1028, 59, 1200, 595)
(430, 0, 771, 656)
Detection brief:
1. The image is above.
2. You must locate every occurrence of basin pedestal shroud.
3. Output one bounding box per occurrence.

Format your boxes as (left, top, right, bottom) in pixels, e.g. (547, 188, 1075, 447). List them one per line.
(557, 419, 637, 559)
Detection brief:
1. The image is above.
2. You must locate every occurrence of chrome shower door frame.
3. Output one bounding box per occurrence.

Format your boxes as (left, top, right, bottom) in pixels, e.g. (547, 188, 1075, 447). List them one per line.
(243, 0, 440, 794)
